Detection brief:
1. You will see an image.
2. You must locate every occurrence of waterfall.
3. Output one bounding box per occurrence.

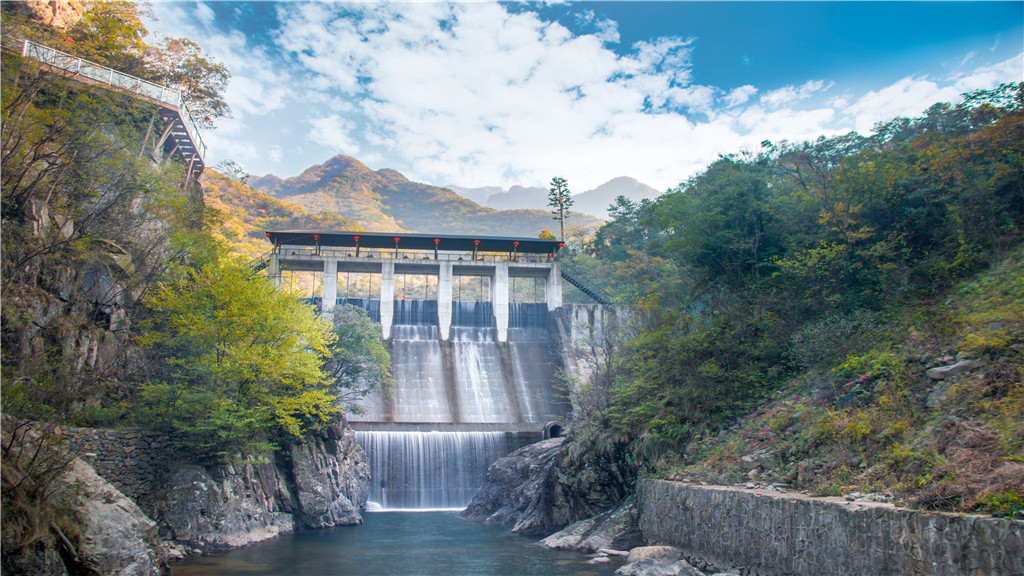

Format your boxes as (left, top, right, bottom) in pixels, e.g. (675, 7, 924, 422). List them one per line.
(357, 430, 515, 510)
(352, 299, 567, 510)
(393, 299, 437, 326)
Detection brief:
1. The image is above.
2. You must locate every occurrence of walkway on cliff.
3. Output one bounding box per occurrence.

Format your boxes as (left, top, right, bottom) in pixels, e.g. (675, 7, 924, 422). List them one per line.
(16, 39, 207, 177)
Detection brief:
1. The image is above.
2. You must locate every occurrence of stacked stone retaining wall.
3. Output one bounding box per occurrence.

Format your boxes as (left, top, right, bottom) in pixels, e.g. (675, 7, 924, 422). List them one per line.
(638, 480, 1023, 576)
(54, 426, 178, 506)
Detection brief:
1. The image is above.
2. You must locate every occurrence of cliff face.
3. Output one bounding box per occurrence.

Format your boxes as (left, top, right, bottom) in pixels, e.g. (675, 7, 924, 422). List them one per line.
(461, 437, 631, 537)
(144, 423, 369, 554)
(7, 422, 370, 573)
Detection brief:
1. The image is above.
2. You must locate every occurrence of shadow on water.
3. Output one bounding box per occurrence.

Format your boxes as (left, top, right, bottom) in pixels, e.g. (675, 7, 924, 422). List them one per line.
(171, 511, 621, 576)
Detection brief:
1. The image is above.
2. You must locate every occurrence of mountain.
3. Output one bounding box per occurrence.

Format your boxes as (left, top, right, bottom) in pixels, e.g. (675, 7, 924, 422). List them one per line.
(571, 177, 662, 220)
(449, 177, 661, 220)
(202, 170, 365, 259)
(249, 155, 601, 237)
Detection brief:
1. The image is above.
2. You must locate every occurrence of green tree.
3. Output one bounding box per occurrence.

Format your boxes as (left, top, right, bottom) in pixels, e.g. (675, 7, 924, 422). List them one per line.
(325, 304, 391, 414)
(548, 176, 573, 240)
(137, 261, 339, 461)
(146, 37, 231, 126)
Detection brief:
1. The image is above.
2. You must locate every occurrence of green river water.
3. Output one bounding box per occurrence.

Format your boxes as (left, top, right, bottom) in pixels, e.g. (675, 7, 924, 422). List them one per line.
(171, 511, 623, 576)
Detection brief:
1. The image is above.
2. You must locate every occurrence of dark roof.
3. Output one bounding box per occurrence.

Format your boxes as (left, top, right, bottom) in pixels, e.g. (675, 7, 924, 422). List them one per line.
(264, 230, 564, 254)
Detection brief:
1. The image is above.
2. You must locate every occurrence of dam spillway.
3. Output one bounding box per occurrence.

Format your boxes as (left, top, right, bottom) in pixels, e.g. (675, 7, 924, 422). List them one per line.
(349, 301, 566, 509)
(264, 232, 574, 510)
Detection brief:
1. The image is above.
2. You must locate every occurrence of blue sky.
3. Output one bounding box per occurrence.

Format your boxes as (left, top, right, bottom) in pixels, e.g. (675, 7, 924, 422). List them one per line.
(144, 1, 1023, 193)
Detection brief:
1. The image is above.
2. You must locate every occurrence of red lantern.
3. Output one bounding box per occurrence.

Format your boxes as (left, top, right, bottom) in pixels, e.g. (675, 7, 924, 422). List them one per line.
(353, 235, 360, 242)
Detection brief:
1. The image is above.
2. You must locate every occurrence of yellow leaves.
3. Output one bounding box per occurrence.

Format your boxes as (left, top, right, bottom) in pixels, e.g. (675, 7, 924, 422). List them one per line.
(269, 389, 337, 437)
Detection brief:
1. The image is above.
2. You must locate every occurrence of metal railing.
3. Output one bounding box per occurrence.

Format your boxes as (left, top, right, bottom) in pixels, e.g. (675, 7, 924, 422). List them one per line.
(275, 246, 558, 264)
(19, 39, 207, 160)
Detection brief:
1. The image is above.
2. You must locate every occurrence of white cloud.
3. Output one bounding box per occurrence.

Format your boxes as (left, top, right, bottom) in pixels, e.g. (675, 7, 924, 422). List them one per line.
(309, 114, 361, 154)
(843, 52, 1022, 135)
(761, 80, 831, 109)
(144, 4, 1024, 193)
(723, 85, 757, 108)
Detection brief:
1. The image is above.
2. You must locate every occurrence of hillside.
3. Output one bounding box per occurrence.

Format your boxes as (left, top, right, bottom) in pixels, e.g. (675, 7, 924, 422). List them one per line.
(201, 170, 365, 259)
(559, 82, 1024, 520)
(250, 155, 601, 236)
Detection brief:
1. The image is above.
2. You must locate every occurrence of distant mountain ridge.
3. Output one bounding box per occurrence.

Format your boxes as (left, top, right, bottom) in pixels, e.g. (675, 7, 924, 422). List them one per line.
(250, 155, 601, 236)
(449, 176, 661, 220)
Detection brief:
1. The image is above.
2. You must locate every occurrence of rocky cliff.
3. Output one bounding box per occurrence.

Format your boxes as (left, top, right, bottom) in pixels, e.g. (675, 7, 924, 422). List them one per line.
(3, 422, 370, 574)
(461, 436, 631, 537)
(146, 422, 369, 554)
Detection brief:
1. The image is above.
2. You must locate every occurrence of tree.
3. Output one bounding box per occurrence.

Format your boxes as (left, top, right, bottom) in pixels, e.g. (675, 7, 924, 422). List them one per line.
(146, 37, 231, 126)
(324, 304, 391, 414)
(136, 261, 339, 461)
(547, 176, 573, 240)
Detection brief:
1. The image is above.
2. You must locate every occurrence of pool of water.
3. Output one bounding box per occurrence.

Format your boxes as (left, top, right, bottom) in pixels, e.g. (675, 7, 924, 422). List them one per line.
(171, 511, 622, 576)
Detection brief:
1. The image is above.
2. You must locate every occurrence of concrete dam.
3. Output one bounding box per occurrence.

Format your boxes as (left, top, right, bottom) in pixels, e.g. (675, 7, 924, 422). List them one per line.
(264, 231, 587, 510)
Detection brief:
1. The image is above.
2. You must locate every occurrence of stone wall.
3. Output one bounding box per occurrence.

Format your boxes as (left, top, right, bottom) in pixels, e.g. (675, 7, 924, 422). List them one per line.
(54, 426, 177, 507)
(637, 480, 1023, 576)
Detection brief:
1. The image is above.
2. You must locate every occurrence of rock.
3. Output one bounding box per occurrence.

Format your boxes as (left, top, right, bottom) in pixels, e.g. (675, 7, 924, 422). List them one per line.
(671, 559, 707, 576)
(161, 463, 295, 550)
(289, 423, 370, 528)
(61, 458, 167, 576)
(159, 423, 369, 550)
(462, 436, 631, 536)
(540, 496, 643, 552)
(926, 359, 978, 380)
(615, 558, 681, 576)
(626, 545, 682, 564)
(599, 548, 631, 557)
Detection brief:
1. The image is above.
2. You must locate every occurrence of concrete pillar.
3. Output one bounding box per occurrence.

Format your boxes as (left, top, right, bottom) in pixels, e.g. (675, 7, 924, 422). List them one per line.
(546, 262, 562, 311)
(438, 262, 453, 340)
(322, 258, 338, 318)
(493, 262, 509, 342)
(380, 260, 395, 339)
(269, 253, 281, 287)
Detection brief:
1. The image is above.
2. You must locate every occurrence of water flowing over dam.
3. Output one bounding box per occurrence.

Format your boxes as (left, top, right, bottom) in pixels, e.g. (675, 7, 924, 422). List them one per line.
(350, 300, 566, 509)
(263, 231, 586, 510)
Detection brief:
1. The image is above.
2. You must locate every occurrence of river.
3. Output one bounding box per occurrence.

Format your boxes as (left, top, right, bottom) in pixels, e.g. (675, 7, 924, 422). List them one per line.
(171, 511, 622, 576)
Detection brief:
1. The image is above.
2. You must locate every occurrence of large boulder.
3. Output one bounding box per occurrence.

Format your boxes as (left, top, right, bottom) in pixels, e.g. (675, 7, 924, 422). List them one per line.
(615, 558, 705, 576)
(159, 423, 370, 551)
(540, 495, 643, 552)
(461, 436, 631, 536)
(160, 462, 295, 551)
(288, 423, 370, 528)
(61, 458, 167, 576)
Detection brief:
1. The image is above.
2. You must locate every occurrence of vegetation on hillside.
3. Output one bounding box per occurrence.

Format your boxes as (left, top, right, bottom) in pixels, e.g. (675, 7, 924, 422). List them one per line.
(201, 168, 365, 260)
(561, 82, 1024, 518)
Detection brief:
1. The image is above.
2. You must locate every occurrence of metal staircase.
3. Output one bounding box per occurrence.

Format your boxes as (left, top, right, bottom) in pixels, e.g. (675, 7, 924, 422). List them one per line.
(250, 251, 272, 273)
(560, 267, 611, 306)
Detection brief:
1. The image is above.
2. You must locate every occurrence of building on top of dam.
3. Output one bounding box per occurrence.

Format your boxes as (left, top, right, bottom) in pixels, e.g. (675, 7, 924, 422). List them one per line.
(263, 230, 569, 341)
